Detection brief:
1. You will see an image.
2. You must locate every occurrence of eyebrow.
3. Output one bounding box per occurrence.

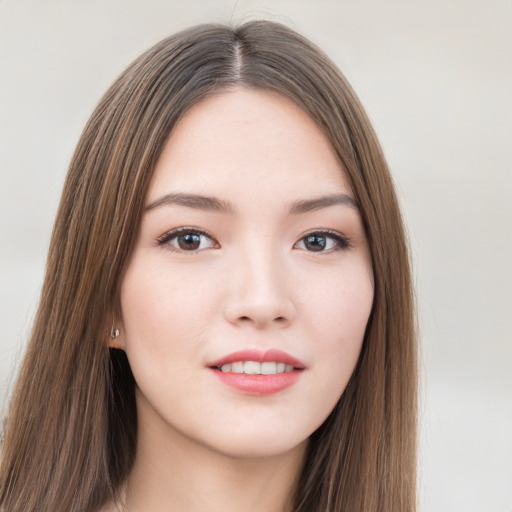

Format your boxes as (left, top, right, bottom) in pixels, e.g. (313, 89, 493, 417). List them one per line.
(145, 193, 234, 213)
(288, 194, 358, 214)
(145, 192, 358, 214)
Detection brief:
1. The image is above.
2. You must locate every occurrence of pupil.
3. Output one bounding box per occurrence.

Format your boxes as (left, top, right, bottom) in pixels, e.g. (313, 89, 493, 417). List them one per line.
(305, 235, 326, 251)
(178, 233, 200, 250)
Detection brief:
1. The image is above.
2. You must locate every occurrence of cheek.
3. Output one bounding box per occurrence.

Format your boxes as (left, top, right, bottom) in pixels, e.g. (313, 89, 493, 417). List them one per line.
(301, 259, 373, 339)
(302, 262, 373, 391)
(120, 258, 221, 357)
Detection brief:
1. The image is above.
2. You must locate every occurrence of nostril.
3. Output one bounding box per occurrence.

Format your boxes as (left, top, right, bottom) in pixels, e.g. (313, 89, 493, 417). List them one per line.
(236, 315, 288, 327)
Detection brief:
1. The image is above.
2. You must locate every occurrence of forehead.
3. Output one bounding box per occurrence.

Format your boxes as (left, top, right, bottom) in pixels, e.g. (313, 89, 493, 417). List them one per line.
(147, 87, 352, 203)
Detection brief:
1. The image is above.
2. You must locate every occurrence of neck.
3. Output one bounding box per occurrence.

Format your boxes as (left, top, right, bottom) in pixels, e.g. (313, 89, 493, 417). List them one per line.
(122, 399, 307, 512)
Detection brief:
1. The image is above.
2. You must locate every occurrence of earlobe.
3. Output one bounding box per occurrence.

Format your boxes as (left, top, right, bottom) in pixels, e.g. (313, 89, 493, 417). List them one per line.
(110, 324, 120, 340)
(107, 314, 126, 350)
(109, 325, 122, 350)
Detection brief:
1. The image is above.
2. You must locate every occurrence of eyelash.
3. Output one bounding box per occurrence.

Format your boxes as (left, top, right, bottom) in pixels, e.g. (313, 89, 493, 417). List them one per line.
(156, 227, 352, 254)
(156, 227, 218, 253)
(296, 230, 352, 252)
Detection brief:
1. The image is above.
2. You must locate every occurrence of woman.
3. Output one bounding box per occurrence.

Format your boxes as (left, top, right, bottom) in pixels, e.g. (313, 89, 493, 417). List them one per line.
(0, 20, 417, 512)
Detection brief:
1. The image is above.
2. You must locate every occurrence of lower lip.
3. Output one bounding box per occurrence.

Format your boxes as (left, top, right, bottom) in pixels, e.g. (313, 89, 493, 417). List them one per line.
(210, 369, 302, 396)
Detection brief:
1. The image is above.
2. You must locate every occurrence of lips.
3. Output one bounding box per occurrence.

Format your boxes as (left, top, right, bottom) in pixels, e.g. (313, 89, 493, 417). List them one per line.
(208, 349, 305, 370)
(207, 349, 305, 396)
(217, 361, 295, 375)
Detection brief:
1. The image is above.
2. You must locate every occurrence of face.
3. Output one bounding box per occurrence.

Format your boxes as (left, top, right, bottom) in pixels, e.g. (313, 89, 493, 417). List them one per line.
(119, 88, 374, 459)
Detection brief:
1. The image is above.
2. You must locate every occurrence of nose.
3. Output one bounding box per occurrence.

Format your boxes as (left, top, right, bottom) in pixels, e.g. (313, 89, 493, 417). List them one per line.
(223, 244, 296, 330)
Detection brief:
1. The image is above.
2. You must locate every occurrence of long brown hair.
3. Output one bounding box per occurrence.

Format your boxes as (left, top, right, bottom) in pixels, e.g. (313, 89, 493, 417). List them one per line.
(0, 21, 416, 512)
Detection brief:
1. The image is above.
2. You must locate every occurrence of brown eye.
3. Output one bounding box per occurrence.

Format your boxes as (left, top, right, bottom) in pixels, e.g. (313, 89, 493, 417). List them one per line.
(157, 228, 217, 253)
(177, 233, 201, 250)
(304, 235, 327, 252)
(295, 231, 351, 253)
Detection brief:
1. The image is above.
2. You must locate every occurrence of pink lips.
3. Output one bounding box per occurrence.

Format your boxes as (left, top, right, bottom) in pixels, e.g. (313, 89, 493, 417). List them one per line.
(208, 349, 305, 369)
(207, 349, 305, 396)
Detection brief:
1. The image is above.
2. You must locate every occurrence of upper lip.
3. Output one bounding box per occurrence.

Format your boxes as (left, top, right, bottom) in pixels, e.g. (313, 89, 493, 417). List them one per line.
(208, 349, 305, 369)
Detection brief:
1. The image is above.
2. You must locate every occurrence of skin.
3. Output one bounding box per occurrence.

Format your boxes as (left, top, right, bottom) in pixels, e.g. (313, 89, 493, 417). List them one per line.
(114, 87, 374, 512)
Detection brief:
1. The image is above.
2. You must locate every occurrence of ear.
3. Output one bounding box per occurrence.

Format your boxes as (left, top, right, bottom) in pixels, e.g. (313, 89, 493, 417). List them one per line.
(106, 310, 127, 350)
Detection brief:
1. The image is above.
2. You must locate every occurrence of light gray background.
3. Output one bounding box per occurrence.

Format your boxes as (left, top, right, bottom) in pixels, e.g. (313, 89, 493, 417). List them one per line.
(1, 1, 510, 511)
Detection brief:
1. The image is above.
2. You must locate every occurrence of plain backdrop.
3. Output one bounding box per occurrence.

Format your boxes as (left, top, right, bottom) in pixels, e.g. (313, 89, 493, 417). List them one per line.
(1, 1, 511, 511)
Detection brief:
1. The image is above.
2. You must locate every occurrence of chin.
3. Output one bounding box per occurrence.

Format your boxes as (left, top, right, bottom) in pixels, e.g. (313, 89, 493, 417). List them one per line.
(204, 432, 310, 461)
(183, 417, 314, 461)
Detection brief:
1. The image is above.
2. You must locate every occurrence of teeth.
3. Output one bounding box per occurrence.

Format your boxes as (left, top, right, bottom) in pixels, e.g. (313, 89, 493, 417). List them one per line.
(231, 361, 244, 373)
(261, 362, 276, 375)
(244, 361, 261, 374)
(219, 361, 295, 375)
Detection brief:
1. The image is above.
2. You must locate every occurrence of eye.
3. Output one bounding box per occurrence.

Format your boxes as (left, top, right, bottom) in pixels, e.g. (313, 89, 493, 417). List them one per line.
(295, 230, 351, 253)
(157, 228, 218, 253)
